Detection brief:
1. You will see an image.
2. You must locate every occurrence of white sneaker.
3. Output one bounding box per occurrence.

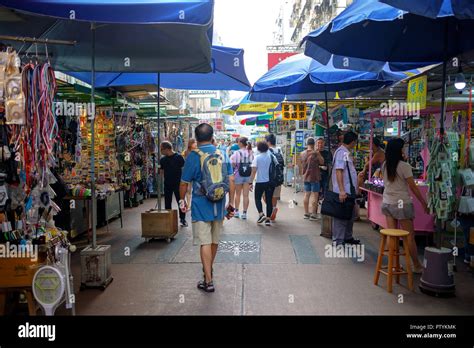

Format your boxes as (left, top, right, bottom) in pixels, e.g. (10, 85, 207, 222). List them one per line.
(309, 214, 319, 221)
(241, 212, 247, 220)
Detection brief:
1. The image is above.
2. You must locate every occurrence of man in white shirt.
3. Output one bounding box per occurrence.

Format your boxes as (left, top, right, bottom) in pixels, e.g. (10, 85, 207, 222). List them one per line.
(331, 131, 360, 246)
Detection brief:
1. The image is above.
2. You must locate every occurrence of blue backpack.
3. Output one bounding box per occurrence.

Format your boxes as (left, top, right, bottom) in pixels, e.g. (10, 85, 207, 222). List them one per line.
(194, 149, 230, 202)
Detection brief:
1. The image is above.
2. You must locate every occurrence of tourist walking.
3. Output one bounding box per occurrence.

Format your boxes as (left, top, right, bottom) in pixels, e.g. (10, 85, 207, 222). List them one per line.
(300, 137, 324, 220)
(230, 137, 254, 219)
(180, 124, 235, 293)
(265, 134, 285, 221)
(250, 141, 276, 226)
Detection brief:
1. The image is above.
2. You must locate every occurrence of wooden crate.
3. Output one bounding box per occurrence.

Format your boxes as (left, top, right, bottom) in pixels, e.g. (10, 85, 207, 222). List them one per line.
(0, 254, 46, 288)
(141, 209, 178, 240)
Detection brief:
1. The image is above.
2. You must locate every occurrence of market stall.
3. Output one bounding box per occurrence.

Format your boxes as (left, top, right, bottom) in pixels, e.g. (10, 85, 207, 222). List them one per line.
(361, 104, 470, 234)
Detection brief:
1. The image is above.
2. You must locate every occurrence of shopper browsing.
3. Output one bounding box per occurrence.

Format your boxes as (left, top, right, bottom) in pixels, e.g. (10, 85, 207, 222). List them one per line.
(230, 137, 254, 219)
(159, 141, 187, 227)
(381, 138, 428, 274)
(249, 141, 276, 226)
(265, 134, 285, 221)
(300, 137, 324, 220)
(180, 123, 235, 293)
(331, 131, 360, 246)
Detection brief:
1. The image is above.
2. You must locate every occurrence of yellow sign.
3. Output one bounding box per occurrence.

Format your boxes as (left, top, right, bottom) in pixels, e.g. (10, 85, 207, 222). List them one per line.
(282, 103, 307, 121)
(407, 75, 427, 110)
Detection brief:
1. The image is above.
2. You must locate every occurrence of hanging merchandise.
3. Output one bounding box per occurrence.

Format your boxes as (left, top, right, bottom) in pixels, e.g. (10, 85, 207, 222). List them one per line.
(60, 109, 120, 197)
(0, 48, 75, 298)
(427, 136, 458, 222)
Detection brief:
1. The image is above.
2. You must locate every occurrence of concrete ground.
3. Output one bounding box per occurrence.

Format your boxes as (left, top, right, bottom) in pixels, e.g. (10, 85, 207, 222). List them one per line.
(65, 187, 474, 315)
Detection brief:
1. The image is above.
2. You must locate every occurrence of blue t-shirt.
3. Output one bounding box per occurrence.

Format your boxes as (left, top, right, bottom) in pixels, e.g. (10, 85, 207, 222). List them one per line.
(181, 144, 233, 222)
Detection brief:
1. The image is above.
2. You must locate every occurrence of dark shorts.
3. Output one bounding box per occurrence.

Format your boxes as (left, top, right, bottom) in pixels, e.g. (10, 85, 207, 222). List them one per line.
(304, 182, 321, 193)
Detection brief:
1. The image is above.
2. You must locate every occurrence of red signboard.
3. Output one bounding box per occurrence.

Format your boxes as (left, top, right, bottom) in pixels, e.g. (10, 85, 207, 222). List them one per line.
(268, 52, 298, 70)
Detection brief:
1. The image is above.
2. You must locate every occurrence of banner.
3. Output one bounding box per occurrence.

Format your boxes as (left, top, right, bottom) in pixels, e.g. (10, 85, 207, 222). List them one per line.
(282, 103, 307, 121)
(407, 75, 427, 110)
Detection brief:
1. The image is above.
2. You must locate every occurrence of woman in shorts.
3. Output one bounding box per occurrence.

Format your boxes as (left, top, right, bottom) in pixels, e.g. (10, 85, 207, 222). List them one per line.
(230, 137, 254, 219)
(381, 138, 429, 273)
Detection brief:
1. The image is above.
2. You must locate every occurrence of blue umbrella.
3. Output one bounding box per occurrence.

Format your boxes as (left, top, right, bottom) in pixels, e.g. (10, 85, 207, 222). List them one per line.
(67, 46, 251, 91)
(381, 0, 474, 19)
(250, 53, 415, 152)
(302, 0, 474, 134)
(0, 0, 215, 249)
(302, 0, 474, 72)
(249, 53, 412, 102)
(0, 0, 214, 72)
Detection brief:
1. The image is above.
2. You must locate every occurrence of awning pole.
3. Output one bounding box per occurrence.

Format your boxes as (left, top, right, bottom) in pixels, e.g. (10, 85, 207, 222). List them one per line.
(156, 73, 162, 210)
(324, 88, 331, 153)
(90, 22, 97, 249)
(0, 35, 76, 46)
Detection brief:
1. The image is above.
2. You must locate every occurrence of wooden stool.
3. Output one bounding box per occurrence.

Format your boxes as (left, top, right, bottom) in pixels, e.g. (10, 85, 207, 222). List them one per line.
(374, 229, 414, 293)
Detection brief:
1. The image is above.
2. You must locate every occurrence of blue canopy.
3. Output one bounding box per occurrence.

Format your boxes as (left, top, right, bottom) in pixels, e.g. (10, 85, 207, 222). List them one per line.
(0, 0, 213, 24)
(0, 0, 214, 72)
(381, 0, 474, 19)
(67, 46, 251, 91)
(302, 0, 474, 72)
(249, 54, 413, 102)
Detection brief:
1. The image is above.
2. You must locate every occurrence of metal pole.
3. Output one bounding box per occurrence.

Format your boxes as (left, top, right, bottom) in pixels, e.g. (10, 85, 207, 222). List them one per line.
(156, 73, 162, 210)
(440, 20, 449, 137)
(91, 23, 97, 249)
(324, 89, 331, 153)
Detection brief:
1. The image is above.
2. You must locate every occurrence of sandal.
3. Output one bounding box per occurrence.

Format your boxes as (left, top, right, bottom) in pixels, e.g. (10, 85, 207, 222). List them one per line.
(197, 280, 215, 293)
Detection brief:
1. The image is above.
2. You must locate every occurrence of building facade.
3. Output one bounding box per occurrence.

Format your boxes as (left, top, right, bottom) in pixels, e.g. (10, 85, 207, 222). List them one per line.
(290, 0, 353, 44)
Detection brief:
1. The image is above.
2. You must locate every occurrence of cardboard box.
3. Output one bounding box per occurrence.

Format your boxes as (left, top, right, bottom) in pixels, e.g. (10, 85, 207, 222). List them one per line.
(141, 209, 178, 240)
(0, 254, 46, 288)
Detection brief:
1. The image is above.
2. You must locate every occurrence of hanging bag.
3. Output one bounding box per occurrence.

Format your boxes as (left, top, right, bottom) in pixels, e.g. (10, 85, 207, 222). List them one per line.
(320, 148, 356, 220)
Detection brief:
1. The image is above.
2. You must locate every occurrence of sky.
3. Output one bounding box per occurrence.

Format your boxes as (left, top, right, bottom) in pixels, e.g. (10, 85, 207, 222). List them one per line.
(213, 0, 288, 92)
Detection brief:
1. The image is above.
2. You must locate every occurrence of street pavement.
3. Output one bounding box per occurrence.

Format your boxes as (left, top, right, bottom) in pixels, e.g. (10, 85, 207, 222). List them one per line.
(66, 187, 474, 315)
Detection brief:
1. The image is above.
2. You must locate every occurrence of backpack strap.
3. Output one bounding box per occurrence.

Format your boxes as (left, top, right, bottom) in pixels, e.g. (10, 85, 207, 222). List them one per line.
(193, 148, 209, 168)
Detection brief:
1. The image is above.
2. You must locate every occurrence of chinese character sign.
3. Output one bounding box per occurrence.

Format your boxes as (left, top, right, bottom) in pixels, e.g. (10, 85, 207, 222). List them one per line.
(407, 75, 427, 110)
(282, 103, 307, 121)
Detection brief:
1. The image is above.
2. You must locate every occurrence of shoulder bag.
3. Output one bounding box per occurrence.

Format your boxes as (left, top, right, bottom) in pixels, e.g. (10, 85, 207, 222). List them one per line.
(320, 148, 356, 220)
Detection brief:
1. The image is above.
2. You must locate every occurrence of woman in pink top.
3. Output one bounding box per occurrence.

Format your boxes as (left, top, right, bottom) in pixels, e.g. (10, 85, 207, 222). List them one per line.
(230, 137, 254, 219)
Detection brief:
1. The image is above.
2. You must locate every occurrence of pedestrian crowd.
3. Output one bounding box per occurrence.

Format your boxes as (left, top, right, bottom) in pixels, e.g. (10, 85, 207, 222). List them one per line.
(159, 123, 427, 293)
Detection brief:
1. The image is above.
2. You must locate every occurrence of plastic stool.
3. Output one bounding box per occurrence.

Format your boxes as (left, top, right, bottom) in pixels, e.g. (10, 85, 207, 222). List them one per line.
(374, 229, 414, 293)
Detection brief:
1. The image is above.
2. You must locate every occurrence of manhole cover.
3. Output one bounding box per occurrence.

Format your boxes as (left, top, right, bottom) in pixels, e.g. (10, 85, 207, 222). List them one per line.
(219, 240, 260, 253)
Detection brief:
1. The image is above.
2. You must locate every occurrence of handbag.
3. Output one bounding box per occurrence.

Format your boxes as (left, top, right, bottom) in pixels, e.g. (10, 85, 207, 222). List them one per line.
(320, 148, 356, 220)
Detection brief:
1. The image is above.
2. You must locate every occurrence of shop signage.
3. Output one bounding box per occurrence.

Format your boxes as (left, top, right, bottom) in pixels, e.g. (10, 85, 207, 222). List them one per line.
(407, 75, 427, 110)
(189, 90, 218, 99)
(295, 130, 305, 153)
(214, 118, 224, 131)
(282, 103, 307, 121)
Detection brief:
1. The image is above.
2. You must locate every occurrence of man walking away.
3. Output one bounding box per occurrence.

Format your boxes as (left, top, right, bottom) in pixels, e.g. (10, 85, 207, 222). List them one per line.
(300, 138, 324, 221)
(331, 131, 360, 246)
(180, 124, 235, 293)
(160, 141, 187, 226)
(265, 134, 284, 221)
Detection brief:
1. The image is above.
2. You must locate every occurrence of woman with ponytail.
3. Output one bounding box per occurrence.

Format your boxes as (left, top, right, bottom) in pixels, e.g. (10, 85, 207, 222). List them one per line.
(381, 138, 429, 273)
(230, 137, 254, 219)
